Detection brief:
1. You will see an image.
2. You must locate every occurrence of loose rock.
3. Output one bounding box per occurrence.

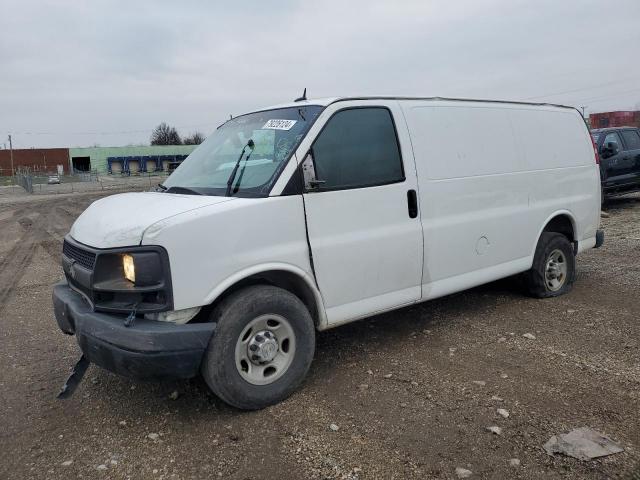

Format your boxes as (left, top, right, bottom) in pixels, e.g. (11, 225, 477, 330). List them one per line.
(523, 333, 536, 340)
(329, 423, 340, 432)
(509, 458, 520, 467)
(168, 390, 179, 400)
(472, 380, 486, 386)
(148, 433, 160, 441)
(497, 408, 509, 418)
(486, 426, 502, 435)
(455, 467, 473, 478)
(383, 373, 393, 379)
(96, 464, 107, 471)
(61, 460, 73, 467)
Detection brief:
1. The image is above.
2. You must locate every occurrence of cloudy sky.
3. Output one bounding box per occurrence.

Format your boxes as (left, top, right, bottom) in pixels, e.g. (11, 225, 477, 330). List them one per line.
(1, 0, 639, 149)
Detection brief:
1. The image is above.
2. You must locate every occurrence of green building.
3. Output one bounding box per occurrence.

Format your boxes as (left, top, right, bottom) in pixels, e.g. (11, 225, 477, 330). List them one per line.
(68, 145, 197, 174)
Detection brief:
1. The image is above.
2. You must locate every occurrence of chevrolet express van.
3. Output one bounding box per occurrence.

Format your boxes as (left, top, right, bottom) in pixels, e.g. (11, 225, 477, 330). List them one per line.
(53, 96, 604, 409)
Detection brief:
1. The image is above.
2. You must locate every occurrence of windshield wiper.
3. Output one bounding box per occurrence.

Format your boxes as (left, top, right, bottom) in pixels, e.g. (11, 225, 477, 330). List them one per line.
(226, 139, 254, 197)
(164, 186, 202, 195)
(156, 183, 167, 191)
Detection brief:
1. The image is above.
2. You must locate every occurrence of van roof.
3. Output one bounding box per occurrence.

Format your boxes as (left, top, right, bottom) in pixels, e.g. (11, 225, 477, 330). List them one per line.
(258, 96, 578, 112)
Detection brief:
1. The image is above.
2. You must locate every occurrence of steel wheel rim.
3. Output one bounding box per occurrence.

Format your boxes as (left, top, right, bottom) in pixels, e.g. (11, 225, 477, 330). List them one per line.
(545, 249, 567, 291)
(234, 314, 296, 386)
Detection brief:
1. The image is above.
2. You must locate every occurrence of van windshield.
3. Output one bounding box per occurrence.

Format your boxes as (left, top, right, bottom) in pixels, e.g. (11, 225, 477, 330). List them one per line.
(163, 105, 323, 197)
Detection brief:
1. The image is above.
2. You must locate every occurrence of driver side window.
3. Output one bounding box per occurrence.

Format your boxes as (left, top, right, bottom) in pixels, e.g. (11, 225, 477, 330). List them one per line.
(310, 107, 404, 191)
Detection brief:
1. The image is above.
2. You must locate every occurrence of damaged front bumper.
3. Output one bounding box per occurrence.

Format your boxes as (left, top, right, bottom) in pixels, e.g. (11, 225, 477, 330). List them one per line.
(53, 281, 215, 381)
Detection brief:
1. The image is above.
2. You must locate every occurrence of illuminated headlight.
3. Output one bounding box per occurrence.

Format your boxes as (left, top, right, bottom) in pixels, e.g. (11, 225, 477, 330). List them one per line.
(144, 307, 201, 324)
(122, 254, 136, 283)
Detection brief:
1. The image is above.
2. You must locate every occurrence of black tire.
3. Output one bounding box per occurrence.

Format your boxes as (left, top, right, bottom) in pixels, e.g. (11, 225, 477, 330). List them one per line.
(522, 232, 576, 298)
(201, 285, 315, 410)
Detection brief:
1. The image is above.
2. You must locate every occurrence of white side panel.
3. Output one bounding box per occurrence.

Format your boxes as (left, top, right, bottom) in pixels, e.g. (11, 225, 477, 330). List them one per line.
(142, 196, 314, 311)
(400, 100, 600, 297)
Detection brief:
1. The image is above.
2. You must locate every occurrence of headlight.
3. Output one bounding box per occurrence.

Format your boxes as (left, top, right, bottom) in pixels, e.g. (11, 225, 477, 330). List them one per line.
(117, 252, 163, 286)
(64, 235, 173, 314)
(122, 254, 135, 283)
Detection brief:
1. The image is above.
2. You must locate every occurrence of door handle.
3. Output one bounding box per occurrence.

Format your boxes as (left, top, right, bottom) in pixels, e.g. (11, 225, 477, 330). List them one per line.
(407, 189, 418, 218)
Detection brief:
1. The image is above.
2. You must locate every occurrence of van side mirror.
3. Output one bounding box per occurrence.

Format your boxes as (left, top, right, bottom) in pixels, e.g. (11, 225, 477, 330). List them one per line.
(301, 151, 325, 191)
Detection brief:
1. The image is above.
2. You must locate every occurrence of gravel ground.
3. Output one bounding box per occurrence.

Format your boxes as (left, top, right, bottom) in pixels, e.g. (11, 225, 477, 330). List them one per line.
(0, 191, 638, 480)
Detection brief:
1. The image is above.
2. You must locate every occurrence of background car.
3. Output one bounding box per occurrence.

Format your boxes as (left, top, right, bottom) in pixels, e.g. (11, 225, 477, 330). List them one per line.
(591, 127, 640, 202)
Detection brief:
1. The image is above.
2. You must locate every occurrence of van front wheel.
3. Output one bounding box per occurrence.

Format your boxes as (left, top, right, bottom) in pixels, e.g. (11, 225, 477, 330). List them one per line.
(201, 285, 315, 410)
(523, 232, 575, 298)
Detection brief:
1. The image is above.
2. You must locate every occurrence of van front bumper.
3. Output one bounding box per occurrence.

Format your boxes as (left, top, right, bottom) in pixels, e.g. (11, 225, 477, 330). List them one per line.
(52, 282, 215, 380)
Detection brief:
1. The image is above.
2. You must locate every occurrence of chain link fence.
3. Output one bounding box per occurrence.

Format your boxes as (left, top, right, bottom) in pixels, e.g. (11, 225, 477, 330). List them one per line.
(2, 167, 170, 195)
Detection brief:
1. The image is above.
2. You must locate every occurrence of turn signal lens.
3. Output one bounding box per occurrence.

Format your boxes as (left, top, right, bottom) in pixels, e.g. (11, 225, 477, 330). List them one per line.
(122, 254, 136, 283)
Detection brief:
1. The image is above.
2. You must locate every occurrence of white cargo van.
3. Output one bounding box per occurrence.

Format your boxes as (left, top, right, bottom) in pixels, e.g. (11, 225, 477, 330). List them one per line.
(53, 97, 604, 409)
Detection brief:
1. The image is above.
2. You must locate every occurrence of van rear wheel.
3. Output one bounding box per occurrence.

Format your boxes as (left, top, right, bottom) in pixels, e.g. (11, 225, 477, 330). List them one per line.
(523, 232, 575, 298)
(201, 285, 315, 410)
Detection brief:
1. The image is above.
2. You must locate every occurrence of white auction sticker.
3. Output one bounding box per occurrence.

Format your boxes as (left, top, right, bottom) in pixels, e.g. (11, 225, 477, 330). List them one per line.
(262, 119, 297, 130)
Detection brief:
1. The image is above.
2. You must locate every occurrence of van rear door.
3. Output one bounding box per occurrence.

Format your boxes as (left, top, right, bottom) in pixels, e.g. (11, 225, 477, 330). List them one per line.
(301, 101, 423, 325)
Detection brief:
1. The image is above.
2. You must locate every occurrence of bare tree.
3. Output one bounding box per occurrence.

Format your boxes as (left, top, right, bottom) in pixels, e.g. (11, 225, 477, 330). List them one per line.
(151, 122, 182, 145)
(183, 131, 205, 145)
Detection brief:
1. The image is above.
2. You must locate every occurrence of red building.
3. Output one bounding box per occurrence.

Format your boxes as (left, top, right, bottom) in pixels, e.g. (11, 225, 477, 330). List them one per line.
(0, 148, 70, 176)
(589, 111, 640, 129)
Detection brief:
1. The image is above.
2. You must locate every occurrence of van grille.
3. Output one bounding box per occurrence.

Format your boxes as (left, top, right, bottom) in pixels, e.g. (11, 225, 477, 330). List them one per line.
(62, 240, 96, 270)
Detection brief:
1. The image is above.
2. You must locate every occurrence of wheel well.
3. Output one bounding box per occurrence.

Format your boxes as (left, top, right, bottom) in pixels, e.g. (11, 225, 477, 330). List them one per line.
(206, 270, 320, 326)
(542, 214, 576, 249)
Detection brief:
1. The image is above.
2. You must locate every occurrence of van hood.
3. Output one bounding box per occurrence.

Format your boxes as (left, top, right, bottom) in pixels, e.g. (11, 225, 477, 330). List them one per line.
(70, 192, 235, 248)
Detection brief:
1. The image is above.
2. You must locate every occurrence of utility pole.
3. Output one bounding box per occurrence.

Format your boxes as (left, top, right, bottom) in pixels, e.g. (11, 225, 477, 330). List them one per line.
(8, 134, 14, 178)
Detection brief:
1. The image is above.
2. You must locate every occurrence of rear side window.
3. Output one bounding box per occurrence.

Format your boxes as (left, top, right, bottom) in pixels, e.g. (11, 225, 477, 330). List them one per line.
(311, 108, 404, 190)
(621, 130, 640, 150)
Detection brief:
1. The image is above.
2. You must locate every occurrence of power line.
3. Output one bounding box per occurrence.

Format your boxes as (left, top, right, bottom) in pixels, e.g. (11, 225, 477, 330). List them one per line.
(577, 88, 640, 104)
(524, 77, 639, 100)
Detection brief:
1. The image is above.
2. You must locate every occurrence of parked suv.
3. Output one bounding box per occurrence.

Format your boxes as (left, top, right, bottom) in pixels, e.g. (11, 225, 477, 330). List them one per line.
(591, 127, 640, 201)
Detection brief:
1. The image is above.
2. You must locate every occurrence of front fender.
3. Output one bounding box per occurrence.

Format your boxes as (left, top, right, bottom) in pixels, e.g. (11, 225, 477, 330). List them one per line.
(203, 263, 329, 330)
